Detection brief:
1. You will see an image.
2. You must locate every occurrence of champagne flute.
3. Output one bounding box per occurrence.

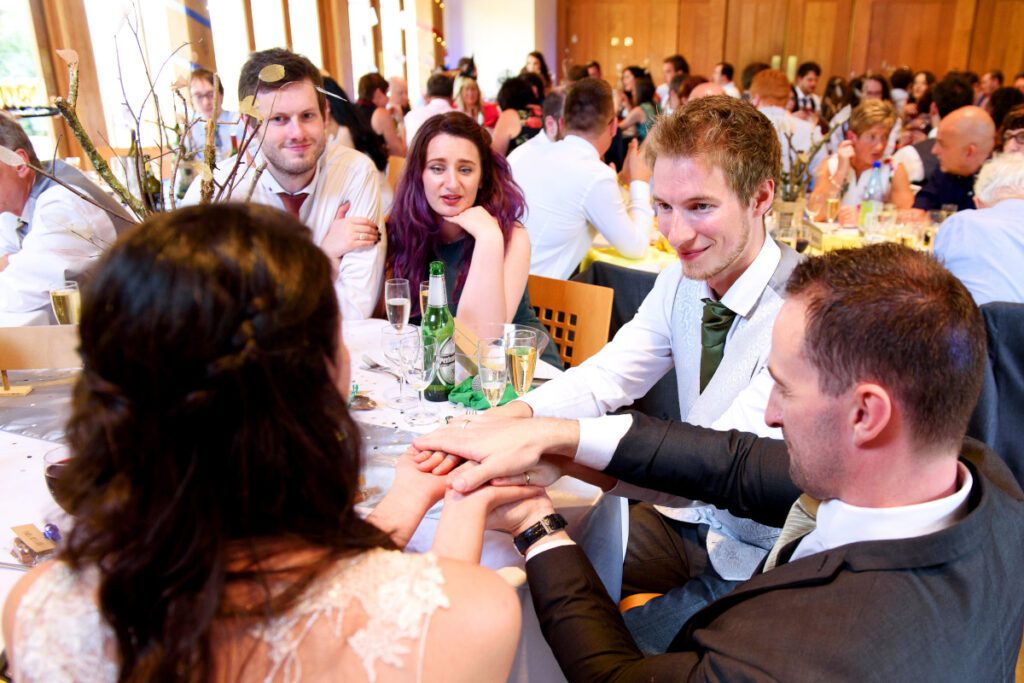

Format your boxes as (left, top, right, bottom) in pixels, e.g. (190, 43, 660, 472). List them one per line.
(382, 327, 419, 407)
(419, 280, 430, 318)
(825, 193, 841, 225)
(384, 278, 411, 331)
(49, 281, 80, 325)
(476, 337, 507, 409)
(504, 329, 537, 398)
(401, 336, 438, 426)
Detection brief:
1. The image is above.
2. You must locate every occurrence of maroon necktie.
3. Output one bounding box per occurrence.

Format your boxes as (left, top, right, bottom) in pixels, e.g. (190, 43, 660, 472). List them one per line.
(277, 192, 309, 218)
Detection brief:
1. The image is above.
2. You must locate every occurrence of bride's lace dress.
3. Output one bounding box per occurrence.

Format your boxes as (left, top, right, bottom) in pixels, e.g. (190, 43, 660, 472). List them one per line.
(11, 548, 449, 682)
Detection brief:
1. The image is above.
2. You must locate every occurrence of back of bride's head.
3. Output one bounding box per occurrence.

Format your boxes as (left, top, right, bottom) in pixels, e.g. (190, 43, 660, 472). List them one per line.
(60, 203, 388, 679)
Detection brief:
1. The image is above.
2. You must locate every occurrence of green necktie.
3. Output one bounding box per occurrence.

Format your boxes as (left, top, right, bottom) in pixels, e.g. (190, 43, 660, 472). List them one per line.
(699, 298, 737, 393)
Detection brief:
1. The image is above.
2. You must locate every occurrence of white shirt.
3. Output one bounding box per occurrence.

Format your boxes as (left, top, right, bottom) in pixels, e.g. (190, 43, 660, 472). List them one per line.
(892, 144, 925, 184)
(656, 83, 672, 114)
(510, 134, 651, 280)
(182, 143, 385, 320)
(185, 109, 245, 162)
(0, 184, 118, 325)
(404, 98, 456, 146)
(722, 81, 741, 98)
(791, 464, 972, 563)
(759, 106, 825, 179)
(557, 238, 784, 472)
(793, 87, 820, 113)
(505, 130, 552, 166)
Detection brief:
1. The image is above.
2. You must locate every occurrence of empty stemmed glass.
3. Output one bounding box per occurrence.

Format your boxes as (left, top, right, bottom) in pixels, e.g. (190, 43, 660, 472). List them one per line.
(401, 335, 438, 426)
(476, 337, 507, 409)
(384, 278, 411, 331)
(381, 327, 419, 408)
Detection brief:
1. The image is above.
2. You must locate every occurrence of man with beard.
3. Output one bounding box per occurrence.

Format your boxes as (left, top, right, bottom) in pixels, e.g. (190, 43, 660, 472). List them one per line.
(184, 48, 385, 319)
(412, 243, 1023, 681)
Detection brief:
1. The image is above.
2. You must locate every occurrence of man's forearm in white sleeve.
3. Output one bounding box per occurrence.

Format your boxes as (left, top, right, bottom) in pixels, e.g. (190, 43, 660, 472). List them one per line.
(583, 175, 651, 259)
(520, 266, 677, 418)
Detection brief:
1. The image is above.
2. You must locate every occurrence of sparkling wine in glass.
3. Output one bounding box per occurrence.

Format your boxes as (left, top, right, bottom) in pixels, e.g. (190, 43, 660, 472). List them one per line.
(384, 278, 411, 331)
(401, 336, 438, 426)
(825, 197, 840, 224)
(504, 329, 537, 398)
(49, 281, 81, 325)
(477, 337, 507, 409)
(418, 280, 430, 318)
(382, 327, 419, 407)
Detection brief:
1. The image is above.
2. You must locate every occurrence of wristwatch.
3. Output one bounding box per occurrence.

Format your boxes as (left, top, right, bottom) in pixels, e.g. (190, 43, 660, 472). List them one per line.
(513, 513, 568, 556)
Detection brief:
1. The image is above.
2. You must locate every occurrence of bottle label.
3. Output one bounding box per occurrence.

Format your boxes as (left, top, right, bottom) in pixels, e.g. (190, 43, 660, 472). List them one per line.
(437, 335, 456, 386)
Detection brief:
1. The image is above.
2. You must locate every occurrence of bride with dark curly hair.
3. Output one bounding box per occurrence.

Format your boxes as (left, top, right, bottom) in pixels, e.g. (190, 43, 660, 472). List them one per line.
(2, 203, 530, 682)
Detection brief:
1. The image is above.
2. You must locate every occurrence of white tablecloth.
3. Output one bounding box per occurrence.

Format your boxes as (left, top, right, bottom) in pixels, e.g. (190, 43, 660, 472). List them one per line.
(0, 319, 627, 681)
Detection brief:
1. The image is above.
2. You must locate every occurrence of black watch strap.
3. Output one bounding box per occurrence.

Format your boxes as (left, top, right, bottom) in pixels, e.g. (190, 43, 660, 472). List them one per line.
(513, 513, 568, 556)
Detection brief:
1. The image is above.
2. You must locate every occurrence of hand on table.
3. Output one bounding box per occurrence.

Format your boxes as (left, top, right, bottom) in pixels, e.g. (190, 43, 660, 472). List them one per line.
(321, 201, 380, 261)
(838, 204, 860, 227)
(412, 402, 534, 475)
(411, 416, 580, 493)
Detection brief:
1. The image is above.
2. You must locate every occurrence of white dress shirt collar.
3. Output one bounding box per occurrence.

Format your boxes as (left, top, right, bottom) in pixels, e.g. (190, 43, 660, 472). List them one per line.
(792, 463, 973, 563)
(561, 134, 600, 159)
(699, 233, 780, 318)
(255, 150, 324, 198)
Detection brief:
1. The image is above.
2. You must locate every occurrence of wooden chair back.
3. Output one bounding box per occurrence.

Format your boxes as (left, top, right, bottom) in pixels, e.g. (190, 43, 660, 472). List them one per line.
(0, 326, 81, 370)
(387, 155, 406, 191)
(527, 275, 613, 368)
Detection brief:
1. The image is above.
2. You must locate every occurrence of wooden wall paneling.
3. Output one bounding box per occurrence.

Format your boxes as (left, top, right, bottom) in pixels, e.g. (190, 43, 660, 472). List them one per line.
(27, 0, 70, 159)
(38, 0, 109, 165)
(724, 0, 789, 77)
(784, 0, 853, 81)
(676, 0, 727, 76)
(968, 0, 1024, 80)
(318, 0, 354, 95)
(861, 0, 977, 77)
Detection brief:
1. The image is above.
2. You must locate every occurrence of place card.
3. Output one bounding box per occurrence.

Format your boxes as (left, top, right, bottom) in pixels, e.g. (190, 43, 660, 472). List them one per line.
(10, 524, 56, 566)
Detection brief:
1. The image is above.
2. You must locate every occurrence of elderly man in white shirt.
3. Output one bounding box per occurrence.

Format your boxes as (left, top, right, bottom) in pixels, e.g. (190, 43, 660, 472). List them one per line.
(183, 48, 385, 321)
(0, 113, 132, 325)
(426, 96, 803, 654)
(403, 73, 457, 147)
(510, 78, 650, 280)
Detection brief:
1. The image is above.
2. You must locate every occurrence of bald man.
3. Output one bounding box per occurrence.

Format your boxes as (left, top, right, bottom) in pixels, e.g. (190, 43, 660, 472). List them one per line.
(689, 81, 726, 99)
(914, 105, 996, 212)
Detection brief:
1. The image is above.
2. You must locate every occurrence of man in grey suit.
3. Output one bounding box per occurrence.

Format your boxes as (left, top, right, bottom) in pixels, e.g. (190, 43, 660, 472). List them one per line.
(419, 96, 803, 652)
(414, 243, 1024, 681)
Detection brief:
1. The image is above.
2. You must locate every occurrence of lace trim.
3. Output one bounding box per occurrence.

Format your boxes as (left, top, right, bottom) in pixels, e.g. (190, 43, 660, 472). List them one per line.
(11, 549, 449, 683)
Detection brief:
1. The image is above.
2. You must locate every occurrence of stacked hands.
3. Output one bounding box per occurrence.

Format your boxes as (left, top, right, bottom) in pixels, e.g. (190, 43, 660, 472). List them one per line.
(377, 414, 586, 556)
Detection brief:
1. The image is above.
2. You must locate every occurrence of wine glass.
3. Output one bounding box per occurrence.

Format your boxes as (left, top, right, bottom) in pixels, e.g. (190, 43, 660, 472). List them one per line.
(49, 281, 81, 325)
(825, 191, 841, 226)
(43, 445, 73, 513)
(384, 278, 411, 331)
(401, 336, 438, 426)
(419, 280, 430, 318)
(504, 329, 537, 398)
(476, 337, 507, 409)
(382, 327, 419, 408)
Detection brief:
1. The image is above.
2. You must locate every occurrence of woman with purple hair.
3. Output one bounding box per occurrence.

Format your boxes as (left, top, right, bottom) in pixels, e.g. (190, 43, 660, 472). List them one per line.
(386, 112, 560, 365)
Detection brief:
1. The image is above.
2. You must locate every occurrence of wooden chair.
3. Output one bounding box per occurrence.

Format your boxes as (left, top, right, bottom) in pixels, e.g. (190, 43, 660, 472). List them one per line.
(527, 275, 613, 368)
(0, 326, 82, 396)
(386, 155, 406, 190)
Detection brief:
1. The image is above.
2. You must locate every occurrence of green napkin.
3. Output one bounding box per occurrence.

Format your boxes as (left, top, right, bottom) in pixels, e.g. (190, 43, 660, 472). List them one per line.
(448, 376, 521, 410)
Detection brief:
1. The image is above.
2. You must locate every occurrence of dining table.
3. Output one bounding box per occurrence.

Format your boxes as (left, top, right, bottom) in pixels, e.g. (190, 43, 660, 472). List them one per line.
(0, 318, 628, 683)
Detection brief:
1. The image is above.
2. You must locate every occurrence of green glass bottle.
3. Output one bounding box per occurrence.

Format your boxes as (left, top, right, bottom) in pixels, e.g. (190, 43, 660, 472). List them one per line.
(422, 260, 455, 402)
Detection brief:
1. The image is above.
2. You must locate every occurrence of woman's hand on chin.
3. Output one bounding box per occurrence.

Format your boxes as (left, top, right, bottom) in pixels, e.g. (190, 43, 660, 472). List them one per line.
(446, 206, 502, 241)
